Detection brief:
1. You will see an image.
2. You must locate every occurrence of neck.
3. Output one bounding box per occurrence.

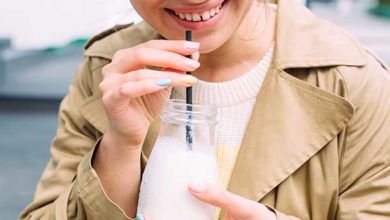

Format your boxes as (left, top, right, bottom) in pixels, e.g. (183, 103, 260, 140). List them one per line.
(194, 3, 276, 82)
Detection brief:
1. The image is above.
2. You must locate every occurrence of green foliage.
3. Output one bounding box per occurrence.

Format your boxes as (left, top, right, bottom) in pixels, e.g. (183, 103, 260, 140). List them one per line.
(370, 0, 390, 18)
(379, 0, 390, 7)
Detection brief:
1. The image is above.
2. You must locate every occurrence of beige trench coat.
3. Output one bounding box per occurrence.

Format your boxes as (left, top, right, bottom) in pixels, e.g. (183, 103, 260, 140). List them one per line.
(20, 0, 390, 219)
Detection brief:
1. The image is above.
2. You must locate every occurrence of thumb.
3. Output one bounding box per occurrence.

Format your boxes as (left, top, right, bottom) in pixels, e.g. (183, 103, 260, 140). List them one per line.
(188, 181, 253, 216)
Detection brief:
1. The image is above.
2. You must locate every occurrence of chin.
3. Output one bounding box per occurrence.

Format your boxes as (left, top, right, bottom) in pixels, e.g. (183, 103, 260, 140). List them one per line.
(199, 44, 220, 54)
(195, 34, 229, 54)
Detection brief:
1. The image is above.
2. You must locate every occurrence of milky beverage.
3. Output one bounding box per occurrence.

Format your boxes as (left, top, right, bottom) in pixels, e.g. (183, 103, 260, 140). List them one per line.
(137, 136, 218, 220)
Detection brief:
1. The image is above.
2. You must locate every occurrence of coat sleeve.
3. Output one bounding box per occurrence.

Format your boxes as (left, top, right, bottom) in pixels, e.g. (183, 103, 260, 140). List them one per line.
(336, 53, 390, 219)
(19, 58, 135, 220)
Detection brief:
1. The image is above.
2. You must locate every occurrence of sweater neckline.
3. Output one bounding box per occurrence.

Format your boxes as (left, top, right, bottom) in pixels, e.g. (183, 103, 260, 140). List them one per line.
(176, 44, 274, 107)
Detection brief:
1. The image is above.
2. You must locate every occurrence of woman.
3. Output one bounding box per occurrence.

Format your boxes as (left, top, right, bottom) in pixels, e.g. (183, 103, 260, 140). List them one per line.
(21, 0, 390, 219)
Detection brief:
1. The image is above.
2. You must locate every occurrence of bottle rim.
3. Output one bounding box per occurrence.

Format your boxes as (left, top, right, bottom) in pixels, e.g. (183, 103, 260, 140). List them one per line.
(161, 99, 217, 126)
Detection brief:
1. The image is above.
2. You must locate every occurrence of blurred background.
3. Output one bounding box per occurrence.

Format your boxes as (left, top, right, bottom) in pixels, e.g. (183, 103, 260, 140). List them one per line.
(0, 0, 389, 219)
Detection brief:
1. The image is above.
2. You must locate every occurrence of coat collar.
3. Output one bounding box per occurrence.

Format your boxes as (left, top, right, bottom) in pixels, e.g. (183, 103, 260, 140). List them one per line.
(274, 0, 366, 69)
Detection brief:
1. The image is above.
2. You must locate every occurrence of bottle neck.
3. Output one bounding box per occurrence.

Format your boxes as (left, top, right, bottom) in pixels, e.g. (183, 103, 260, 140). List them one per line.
(161, 99, 217, 126)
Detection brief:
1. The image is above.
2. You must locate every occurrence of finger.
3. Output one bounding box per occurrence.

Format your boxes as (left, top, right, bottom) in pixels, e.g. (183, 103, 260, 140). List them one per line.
(161, 68, 185, 74)
(143, 40, 200, 55)
(188, 182, 255, 216)
(118, 78, 172, 99)
(119, 76, 195, 100)
(101, 88, 130, 115)
(101, 79, 173, 114)
(100, 70, 197, 92)
(99, 73, 122, 92)
(119, 69, 191, 83)
(160, 51, 199, 72)
(101, 79, 180, 120)
(104, 43, 200, 74)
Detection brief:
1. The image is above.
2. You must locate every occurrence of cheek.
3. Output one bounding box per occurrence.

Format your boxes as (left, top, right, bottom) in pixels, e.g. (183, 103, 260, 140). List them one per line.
(130, 0, 161, 21)
(130, 0, 174, 36)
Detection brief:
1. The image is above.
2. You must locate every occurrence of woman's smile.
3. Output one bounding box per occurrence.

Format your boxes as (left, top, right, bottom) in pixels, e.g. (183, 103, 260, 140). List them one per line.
(164, 0, 229, 30)
(130, 0, 260, 53)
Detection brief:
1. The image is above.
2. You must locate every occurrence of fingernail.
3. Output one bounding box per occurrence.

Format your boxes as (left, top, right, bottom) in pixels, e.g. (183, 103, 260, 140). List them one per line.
(136, 213, 144, 220)
(184, 59, 200, 70)
(181, 75, 198, 84)
(184, 41, 200, 50)
(189, 181, 207, 193)
(156, 79, 172, 87)
(192, 51, 200, 61)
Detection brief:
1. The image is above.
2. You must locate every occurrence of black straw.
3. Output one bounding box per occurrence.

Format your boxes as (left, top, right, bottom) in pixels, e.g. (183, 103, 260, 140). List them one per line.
(185, 30, 193, 150)
(186, 30, 193, 105)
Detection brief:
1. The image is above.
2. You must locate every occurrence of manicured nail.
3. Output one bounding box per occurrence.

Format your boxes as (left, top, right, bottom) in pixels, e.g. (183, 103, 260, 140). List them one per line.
(184, 41, 200, 50)
(192, 51, 200, 61)
(181, 75, 198, 84)
(189, 181, 207, 193)
(156, 79, 172, 87)
(136, 213, 144, 220)
(184, 59, 200, 70)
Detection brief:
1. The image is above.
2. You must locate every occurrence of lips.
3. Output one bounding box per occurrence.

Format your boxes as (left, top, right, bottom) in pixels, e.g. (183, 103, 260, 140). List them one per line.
(165, 0, 227, 23)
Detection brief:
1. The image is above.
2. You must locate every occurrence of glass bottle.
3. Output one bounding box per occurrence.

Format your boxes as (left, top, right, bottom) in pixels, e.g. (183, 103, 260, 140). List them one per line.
(137, 99, 218, 220)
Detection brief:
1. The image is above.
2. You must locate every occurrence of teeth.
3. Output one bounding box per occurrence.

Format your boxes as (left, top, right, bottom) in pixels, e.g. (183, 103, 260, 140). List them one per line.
(185, 13, 192, 21)
(173, 4, 222, 22)
(210, 9, 216, 17)
(202, 11, 211, 21)
(192, 13, 201, 22)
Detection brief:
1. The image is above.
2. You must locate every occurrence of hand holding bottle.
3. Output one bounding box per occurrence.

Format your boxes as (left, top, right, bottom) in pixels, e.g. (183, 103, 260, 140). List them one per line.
(99, 40, 200, 149)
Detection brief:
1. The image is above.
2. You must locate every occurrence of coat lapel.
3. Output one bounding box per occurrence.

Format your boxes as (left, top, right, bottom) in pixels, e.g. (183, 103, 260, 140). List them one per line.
(226, 62, 354, 203)
(224, 0, 364, 205)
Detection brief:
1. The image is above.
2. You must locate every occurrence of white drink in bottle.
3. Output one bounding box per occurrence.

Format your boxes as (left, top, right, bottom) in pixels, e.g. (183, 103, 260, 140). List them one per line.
(137, 100, 218, 220)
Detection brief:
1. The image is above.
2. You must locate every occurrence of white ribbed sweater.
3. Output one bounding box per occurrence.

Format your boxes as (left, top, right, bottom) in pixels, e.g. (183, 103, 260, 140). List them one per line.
(173, 45, 274, 189)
